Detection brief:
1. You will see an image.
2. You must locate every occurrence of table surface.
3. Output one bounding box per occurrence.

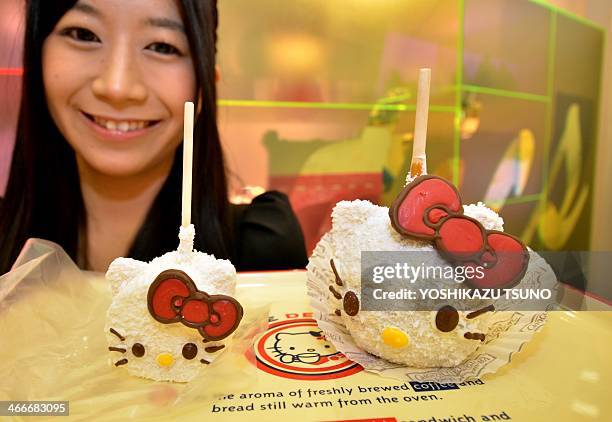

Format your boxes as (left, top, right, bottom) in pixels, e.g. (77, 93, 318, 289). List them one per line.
(193, 270, 611, 422)
(2, 268, 611, 422)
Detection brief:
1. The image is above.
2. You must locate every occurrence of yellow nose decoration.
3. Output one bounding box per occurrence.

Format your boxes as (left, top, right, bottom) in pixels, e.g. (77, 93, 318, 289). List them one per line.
(156, 353, 175, 367)
(381, 327, 410, 349)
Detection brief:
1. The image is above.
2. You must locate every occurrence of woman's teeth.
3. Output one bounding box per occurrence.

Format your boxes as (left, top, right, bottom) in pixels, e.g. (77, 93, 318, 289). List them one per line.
(92, 116, 150, 132)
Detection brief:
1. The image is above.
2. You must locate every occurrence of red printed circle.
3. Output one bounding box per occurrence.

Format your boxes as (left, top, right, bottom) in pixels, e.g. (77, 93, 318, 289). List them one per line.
(249, 318, 362, 380)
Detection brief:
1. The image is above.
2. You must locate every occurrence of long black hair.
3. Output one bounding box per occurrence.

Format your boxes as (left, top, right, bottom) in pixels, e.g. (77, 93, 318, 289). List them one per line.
(0, 0, 231, 273)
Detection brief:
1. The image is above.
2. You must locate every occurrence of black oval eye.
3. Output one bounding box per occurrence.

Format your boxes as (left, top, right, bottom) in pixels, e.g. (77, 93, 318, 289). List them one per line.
(182, 343, 198, 360)
(289, 347, 295, 350)
(61, 27, 100, 43)
(74, 28, 98, 42)
(147, 42, 180, 55)
(132, 343, 145, 357)
(435, 305, 459, 332)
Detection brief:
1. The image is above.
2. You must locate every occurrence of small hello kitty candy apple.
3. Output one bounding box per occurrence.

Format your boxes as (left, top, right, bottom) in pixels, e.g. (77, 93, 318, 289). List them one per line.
(105, 104, 243, 382)
(105, 246, 242, 382)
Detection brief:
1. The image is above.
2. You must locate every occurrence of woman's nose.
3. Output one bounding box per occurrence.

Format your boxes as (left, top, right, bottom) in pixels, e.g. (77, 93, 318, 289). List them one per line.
(91, 46, 148, 104)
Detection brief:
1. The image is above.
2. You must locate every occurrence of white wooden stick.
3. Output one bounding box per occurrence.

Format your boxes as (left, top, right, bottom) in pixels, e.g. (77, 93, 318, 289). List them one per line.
(181, 102, 194, 228)
(411, 68, 431, 177)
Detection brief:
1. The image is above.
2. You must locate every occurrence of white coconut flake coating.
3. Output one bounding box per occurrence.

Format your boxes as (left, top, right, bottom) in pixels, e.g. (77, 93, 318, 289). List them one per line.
(178, 224, 196, 256)
(343, 310, 492, 367)
(463, 202, 504, 231)
(324, 200, 499, 368)
(150, 250, 236, 296)
(105, 250, 236, 382)
(330, 200, 435, 282)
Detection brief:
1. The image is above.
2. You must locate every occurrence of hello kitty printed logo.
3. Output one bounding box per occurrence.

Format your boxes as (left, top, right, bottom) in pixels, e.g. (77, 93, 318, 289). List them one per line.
(270, 330, 337, 365)
(251, 316, 362, 380)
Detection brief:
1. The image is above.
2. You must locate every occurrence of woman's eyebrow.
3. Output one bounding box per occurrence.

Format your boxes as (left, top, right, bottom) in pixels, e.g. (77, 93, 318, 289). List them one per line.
(72, 2, 101, 17)
(144, 17, 185, 33)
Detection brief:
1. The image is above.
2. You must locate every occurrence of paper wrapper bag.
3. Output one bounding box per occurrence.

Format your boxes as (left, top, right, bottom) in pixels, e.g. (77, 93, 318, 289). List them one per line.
(307, 234, 554, 384)
(0, 239, 268, 420)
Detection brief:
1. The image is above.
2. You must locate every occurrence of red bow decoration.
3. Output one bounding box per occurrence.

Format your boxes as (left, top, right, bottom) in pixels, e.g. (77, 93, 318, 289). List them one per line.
(147, 269, 243, 341)
(390, 175, 529, 290)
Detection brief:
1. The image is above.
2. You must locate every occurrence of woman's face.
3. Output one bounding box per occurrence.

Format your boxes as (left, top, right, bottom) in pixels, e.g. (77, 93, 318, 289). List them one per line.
(43, 0, 196, 178)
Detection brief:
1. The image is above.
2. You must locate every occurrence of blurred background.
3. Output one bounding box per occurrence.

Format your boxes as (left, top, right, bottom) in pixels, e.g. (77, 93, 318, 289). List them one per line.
(1, 0, 611, 259)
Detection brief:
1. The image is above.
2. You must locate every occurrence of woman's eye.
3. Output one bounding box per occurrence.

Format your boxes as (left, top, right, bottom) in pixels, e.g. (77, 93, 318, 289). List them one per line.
(147, 42, 181, 56)
(61, 27, 100, 43)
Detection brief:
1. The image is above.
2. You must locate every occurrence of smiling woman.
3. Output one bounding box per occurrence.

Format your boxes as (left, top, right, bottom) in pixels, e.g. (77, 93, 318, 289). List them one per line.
(0, 0, 307, 274)
(43, 0, 195, 179)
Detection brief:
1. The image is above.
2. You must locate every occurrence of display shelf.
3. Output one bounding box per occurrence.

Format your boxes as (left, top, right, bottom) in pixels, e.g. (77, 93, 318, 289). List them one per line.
(462, 85, 550, 103)
(454, 0, 466, 186)
(485, 193, 543, 209)
(530, 0, 606, 31)
(219, 100, 456, 113)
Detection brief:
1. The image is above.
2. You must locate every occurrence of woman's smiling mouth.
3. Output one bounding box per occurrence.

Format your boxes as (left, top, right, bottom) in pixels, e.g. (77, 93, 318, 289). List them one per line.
(81, 111, 161, 139)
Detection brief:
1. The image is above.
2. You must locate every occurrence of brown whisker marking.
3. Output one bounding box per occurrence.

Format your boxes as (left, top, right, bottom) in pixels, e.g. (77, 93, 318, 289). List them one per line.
(108, 347, 126, 353)
(114, 358, 129, 366)
(205, 345, 225, 353)
(202, 338, 210, 343)
(464, 332, 486, 341)
(466, 304, 495, 319)
(330, 259, 343, 286)
(200, 359, 210, 365)
(334, 309, 341, 316)
(109, 328, 125, 341)
(329, 285, 342, 300)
